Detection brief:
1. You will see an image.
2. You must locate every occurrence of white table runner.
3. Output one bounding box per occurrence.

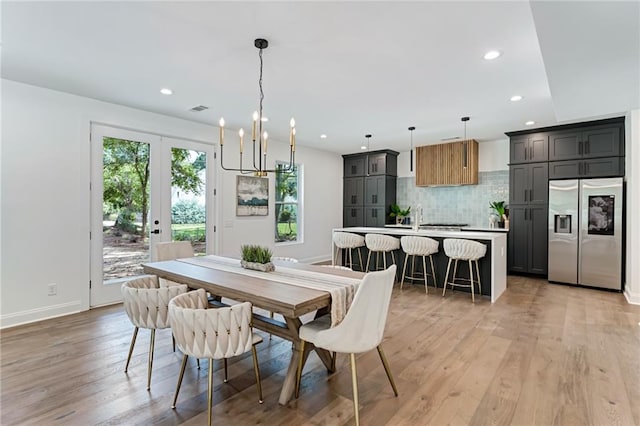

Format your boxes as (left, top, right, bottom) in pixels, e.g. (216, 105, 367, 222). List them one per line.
(178, 255, 361, 326)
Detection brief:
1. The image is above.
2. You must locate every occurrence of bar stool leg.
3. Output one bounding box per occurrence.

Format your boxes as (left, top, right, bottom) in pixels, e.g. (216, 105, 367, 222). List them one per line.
(429, 255, 437, 288)
(334, 247, 340, 266)
(452, 259, 459, 290)
(475, 260, 482, 294)
(421, 255, 428, 294)
(348, 248, 354, 270)
(365, 251, 372, 272)
(401, 253, 409, 289)
(357, 248, 363, 272)
(469, 260, 475, 303)
(383, 251, 387, 270)
(443, 258, 452, 296)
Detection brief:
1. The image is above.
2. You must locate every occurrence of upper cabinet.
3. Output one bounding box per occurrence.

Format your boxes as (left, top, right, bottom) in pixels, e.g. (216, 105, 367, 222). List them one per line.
(415, 140, 478, 186)
(344, 156, 367, 177)
(548, 124, 623, 161)
(509, 133, 548, 164)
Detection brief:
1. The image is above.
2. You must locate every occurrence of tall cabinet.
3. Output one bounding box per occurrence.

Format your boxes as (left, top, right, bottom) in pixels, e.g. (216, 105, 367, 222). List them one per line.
(506, 116, 625, 276)
(343, 150, 398, 227)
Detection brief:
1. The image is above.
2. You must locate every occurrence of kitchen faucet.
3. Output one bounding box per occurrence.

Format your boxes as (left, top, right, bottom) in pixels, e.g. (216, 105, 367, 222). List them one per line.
(413, 204, 423, 231)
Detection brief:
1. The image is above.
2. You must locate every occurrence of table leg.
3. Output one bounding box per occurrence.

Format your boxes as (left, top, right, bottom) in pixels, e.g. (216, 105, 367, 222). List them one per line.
(279, 317, 303, 405)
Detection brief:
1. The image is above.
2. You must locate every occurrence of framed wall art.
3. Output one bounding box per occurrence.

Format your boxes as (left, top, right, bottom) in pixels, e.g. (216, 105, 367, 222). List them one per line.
(236, 175, 268, 216)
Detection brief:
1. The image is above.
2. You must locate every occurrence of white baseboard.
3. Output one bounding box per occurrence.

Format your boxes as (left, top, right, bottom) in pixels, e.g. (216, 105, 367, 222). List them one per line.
(0, 300, 83, 329)
(624, 288, 640, 305)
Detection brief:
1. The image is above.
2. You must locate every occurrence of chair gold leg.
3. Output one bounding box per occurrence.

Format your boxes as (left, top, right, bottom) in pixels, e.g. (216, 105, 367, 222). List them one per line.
(197, 358, 200, 369)
(207, 358, 214, 426)
(443, 259, 452, 296)
(365, 251, 372, 272)
(475, 260, 482, 294)
(147, 329, 156, 390)
(124, 327, 138, 373)
(295, 340, 306, 398)
(429, 255, 437, 288)
(422, 255, 428, 294)
(357, 248, 363, 272)
(251, 345, 264, 403)
(172, 335, 176, 352)
(348, 248, 353, 270)
(469, 260, 475, 303)
(400, 253, 409, 289)
(223, 358, 228, 383)
(172, 354, 189, 409)
(350, 353, 360, 426)
(376, 345, 399, 396)
(331, 351, 337, 372)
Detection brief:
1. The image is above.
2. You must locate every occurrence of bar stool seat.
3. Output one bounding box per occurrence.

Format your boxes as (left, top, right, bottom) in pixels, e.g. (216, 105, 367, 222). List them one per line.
(442, 239, 487, 302)
(400, 236, 439, 293)
(365, 234, 400, 272)
(333, 232, 365, 271)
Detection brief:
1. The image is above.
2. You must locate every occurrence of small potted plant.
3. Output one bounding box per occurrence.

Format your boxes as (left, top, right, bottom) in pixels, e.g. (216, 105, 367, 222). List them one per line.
(240, 244, 275, 272)
(389, 203, 411, 225)
(489, 201, 508, 228)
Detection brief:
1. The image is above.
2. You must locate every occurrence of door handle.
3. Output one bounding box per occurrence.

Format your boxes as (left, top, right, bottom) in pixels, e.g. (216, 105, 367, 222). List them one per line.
(578, 141, 583, 155)
(151, 229, 161, 234)
(351, 195, 357, 204)
(585, 140, 589, 154)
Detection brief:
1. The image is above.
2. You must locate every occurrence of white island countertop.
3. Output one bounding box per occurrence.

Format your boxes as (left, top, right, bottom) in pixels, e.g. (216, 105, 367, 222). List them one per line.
(332, 227, 507, 303)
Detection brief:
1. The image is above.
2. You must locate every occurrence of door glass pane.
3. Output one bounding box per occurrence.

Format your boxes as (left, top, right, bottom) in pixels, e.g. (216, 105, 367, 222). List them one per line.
(170, 148, 207, 255)
(102, 138, 150, 280)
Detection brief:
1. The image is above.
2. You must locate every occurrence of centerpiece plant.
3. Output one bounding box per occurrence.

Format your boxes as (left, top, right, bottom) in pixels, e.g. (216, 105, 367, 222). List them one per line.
(240, 244, 275, 272)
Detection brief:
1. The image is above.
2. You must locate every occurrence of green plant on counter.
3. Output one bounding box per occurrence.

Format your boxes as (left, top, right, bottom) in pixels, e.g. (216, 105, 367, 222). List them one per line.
(489, 201, 507, 219)
(241, 244, 273, 264)
(389, 203, 411, 218)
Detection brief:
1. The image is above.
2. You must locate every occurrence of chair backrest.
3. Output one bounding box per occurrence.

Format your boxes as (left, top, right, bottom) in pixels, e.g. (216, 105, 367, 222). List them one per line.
(333, 232, 365, 249)
(321, 265, 396, 353)
(443, 239, 486, 260)
(169, 289, 255, 360)
(153, 241, 194, 261)
(121, 275, 187, 330)
(400, 236, 439, 256)
(365, 234, 400, 252)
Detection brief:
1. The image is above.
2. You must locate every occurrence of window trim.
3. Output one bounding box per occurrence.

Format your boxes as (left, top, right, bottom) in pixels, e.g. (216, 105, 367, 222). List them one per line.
(274, 161, 302, 244)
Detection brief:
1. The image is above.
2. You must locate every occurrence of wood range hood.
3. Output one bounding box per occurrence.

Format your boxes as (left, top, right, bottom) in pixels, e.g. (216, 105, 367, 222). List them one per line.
(415, 140, 479, 186)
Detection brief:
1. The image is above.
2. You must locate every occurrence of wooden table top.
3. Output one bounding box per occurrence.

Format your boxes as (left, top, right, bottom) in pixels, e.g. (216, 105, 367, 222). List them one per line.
(142, 258, 363, 319)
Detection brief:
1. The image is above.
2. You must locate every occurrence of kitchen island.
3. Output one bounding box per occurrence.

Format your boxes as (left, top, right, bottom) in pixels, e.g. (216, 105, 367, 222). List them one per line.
(332, 226, 507, 303)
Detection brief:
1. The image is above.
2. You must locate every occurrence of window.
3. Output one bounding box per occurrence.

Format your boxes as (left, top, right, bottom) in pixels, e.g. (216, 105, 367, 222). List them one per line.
(275, 162, 301, 243)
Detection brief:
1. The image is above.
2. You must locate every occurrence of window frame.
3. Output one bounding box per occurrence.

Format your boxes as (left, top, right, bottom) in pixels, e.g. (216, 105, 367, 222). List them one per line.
(274, 161, 302, 245)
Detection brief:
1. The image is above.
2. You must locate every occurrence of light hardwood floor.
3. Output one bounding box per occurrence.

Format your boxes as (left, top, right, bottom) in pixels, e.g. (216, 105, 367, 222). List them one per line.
(2, 276, 639, 425)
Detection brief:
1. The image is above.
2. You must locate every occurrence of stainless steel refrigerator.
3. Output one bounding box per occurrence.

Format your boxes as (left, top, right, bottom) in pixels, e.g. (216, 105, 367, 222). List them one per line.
(548, 177, 623, 290)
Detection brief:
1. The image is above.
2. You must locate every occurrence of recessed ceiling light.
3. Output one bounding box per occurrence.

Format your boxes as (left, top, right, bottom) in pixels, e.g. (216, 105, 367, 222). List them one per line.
(510, 95, 523, 102)
(320, 134, 327, 139)
(525, 120, 535, 126)
(484, 50, 501, 60)
(160, 88, 173, 95)
(361, 145, 367, 150)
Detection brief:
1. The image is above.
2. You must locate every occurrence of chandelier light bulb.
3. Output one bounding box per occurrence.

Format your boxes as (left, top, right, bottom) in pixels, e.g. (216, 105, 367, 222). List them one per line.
(218, 117, 225, 145)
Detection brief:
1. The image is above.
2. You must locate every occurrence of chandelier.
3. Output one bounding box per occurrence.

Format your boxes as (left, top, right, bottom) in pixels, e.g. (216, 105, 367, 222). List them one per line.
(218, 38, 296, 177)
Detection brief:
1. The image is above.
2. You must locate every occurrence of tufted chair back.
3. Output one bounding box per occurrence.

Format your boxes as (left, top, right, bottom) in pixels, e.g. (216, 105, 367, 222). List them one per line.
(443, 239, 487, 261)
(169, 289, 255, 360)
(121, 275, 188, 330)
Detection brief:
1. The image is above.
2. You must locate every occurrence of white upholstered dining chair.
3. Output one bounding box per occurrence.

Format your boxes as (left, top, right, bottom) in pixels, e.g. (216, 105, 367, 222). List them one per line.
(121, 275, 187, 390)
(295, 265, 398, 426)
(153, 241, 194, 287)
(169, 289, 263, 426)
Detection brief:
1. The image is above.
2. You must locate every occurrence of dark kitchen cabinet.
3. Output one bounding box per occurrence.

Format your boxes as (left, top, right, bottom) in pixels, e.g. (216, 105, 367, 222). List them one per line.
(509, 133, 548, 164)
(549, 157, 624, 179)
(344, 156, 366, 177)
(548, 125, 622, 161)
(342, 150, 398, 227)
(508, 205, 548, 274)
(509, 162, 548, 205)
(343, 207, 364, 227)
(344, 177, 364, 206)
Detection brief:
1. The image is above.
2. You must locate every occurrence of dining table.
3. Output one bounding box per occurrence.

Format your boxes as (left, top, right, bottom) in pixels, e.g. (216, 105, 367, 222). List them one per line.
(142, 255, 364, 405)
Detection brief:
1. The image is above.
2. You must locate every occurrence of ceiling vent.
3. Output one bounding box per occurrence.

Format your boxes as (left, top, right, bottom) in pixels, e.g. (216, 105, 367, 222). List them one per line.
(190, 105, 209, 112)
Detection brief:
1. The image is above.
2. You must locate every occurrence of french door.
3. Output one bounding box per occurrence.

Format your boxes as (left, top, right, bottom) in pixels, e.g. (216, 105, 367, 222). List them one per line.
(90, 124, 215, 307)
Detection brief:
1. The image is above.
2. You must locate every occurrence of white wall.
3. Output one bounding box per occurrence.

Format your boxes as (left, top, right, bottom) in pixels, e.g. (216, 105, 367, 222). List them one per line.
(397, 138, 509, 178)
(624, 109, 640, 304)
(0, 80, 343, 327)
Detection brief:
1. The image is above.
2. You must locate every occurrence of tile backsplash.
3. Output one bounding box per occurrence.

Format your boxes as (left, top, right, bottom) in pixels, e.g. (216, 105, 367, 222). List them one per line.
(396, 170, 509, 227)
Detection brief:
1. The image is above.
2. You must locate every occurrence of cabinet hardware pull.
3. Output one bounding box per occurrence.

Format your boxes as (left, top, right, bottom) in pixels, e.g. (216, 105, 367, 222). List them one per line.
(586, 140, 589, 154)
(579, 162, 582, 175)
(579, 141, 583, 155)
(584, 162, 589, 174)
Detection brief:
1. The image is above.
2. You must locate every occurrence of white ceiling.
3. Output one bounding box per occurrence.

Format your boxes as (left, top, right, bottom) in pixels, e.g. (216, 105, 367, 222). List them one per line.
(2, 1, 639, 154)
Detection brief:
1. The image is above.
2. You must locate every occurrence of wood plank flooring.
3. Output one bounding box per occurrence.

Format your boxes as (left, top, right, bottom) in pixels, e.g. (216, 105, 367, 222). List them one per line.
(2, 275, 639, 425)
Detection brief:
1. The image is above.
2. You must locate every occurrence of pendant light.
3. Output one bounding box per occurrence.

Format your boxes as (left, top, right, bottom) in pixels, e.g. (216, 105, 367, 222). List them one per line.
(461, 116, 470, 169)
(408, 126, 415, 172)
(365, 134, 372, 176)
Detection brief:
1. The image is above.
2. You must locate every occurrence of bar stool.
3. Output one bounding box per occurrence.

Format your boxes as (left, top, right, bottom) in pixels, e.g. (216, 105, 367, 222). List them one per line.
(400, 236, 439, 293)
(442, 239, 487, 303)
(365, 234, 400, 272)
(333, 232, 365, 271)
